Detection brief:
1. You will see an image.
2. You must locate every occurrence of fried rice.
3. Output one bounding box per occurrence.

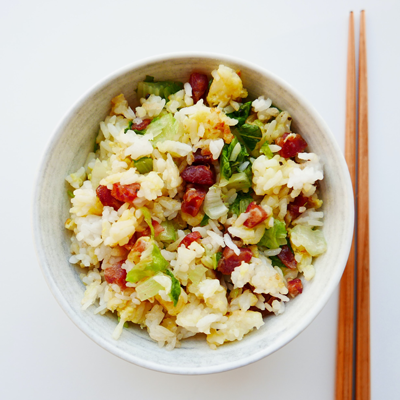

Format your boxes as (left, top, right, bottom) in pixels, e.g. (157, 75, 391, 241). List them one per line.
(65, 65, 327, 350)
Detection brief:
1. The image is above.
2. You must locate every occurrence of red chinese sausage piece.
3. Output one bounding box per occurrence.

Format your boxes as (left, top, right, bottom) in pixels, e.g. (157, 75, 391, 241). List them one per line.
(180, 231, 202, 248)
(287, 194, 309, 221)
(104, 261, 127, 289)
(96, 185, 124, 211)
(111, 182, 141, 203)
(189, 73, 209, 104)
(137, 220, 164, 239)
(243, 202, 268, 228)
(275, 133, 308, 159)
(192, 148, 213, 165)
(287, 278, 303, 298)
(181, 185, 207, 217)
(181, 165, 215, 186)
(277, 245, 297, 269)
(131, 119, 151, 131)
(218, 247, 253, 275)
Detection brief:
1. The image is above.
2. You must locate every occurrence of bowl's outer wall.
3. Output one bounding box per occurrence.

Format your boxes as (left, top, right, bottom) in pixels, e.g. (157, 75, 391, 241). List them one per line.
(33, 54, 354, 374)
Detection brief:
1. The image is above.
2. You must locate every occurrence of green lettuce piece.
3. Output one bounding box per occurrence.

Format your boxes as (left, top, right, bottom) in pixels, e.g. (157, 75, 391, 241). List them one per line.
(67, 190, 74, 198)
(229, 191, 253, 216)
(137, 80, 183, 100)
(253, 119, 264, 129)
(124, 120, 133, 133)
(188, 265, 208, 285)
(200, 214, 210, 227)
(258, 219, 287, 249)
(269, 256, 285, 269)
(220, 145, 232, 179)
(260, 141, 273, 159)
(220, 137, 250, 180)
(134, 157, 153, 174)
(290, 225, 327, 257)
(126, 242, 169, 283)
(135, 276, 164, 301)
(236, 124, 262, 151)
(225, 172, 252, 191)
(144, 75, 154, 82)
(165, 270, 181, 307)
(212, 251, 223, 270)
(147, 113, 180, 146)
(139, 207, 154, 238)
(227, 101, 252, 127)
(158, 221, 177, 242)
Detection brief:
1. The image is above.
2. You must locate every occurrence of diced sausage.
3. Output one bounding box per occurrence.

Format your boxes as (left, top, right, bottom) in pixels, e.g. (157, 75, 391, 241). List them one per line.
(181, 165, 215, 186)
(96, 185, 124, 211)
(287, 194, 309, 221)
(189, 73, 208, 103)
(218, 247, 253, 275)
(287, 278, 303, 298)
(104, 260, 127, 289)
(180, 231, 202, 248)
(131, 119, 151, 131)
(275, 133, 308, 158)
(192, 148, 213, 165)
(277, 245, 297, 269)
(243, 202, 268, 228)
(181, 185, 207, 217)
(111, 182, 140, 203)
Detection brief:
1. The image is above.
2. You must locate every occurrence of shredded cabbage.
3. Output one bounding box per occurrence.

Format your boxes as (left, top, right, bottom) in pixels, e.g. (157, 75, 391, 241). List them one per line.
(126, 242, 169, 283)
(203, 186, 228, 219)
(258, 219, 287, 249)
(147, 113, 181, 145)
(136, 276, 164, 301)
(158, 221, 177, 242)
(188, 265, 208, 285)
(290, 225, 327, 256)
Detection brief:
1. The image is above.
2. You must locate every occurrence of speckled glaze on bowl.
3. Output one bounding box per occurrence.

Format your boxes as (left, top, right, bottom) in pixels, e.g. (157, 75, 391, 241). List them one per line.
(33, 53, 354, 375)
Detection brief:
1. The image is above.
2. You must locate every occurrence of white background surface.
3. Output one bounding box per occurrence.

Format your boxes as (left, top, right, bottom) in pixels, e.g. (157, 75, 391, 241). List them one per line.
(1, 0, 399, 399)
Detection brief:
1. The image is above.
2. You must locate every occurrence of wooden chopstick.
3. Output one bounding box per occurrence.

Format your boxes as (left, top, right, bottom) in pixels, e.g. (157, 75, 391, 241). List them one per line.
(335, 11, 356, 400)
(356, 10, 370, 400)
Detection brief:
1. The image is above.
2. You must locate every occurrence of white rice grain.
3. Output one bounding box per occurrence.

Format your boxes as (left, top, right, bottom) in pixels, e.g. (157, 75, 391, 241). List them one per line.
(224, 234, 240, 255)
(207, 231, 225, 247)
(264, 248, 282, 257)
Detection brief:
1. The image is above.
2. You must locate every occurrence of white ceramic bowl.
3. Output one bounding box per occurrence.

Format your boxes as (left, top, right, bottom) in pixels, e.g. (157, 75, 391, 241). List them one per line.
(33, 53, 353, 374)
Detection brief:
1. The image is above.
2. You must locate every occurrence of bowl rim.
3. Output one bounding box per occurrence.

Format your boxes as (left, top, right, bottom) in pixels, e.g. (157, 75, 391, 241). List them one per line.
(32, 52, 354, 375)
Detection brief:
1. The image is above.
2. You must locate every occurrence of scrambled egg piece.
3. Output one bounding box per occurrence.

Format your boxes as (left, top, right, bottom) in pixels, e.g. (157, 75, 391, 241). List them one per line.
(207, 65, 248, 107)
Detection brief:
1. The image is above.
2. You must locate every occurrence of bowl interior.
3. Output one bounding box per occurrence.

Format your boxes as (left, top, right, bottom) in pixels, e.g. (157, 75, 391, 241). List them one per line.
(33, 54, 353, 374)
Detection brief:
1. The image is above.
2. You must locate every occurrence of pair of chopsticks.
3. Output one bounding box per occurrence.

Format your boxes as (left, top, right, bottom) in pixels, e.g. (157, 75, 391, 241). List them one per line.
(336, 11, 370, 400)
